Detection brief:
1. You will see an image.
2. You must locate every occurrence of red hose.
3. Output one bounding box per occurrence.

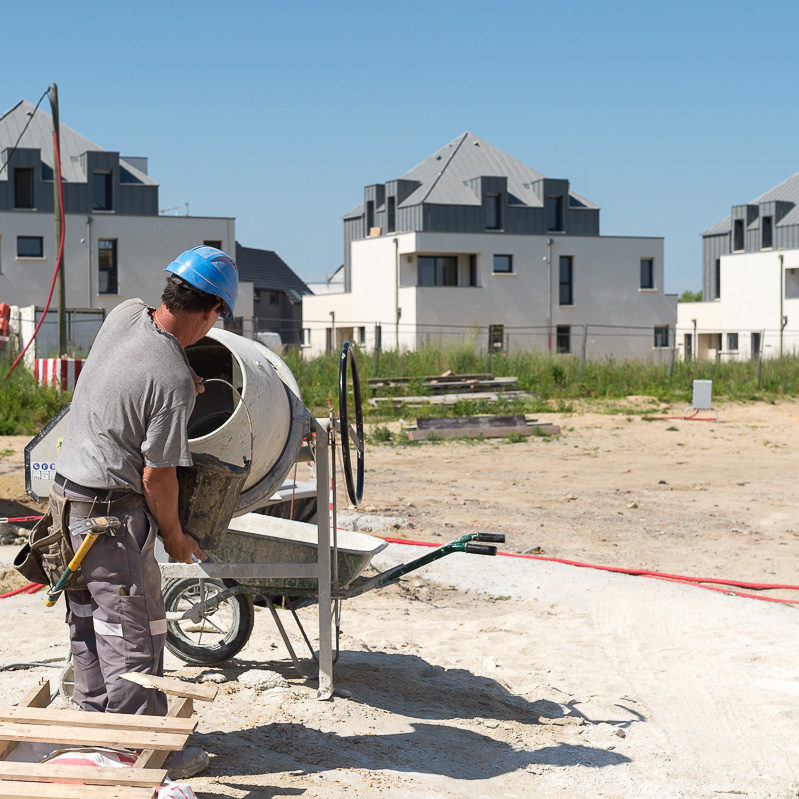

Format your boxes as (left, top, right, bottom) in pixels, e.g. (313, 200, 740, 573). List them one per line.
(379, 535, 799, 605)
(0, 582, 45, 599)
(4, 125, 66, 380)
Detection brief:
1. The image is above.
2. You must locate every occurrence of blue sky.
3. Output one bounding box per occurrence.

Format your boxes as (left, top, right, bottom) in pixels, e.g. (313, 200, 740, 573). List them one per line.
(2, 0, 798, 292)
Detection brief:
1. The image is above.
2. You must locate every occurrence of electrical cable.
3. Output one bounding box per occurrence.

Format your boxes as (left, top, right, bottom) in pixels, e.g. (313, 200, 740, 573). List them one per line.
(377, 535, 799, 605)
(4, 118, 65, 381)
(0, 88, 50, 179)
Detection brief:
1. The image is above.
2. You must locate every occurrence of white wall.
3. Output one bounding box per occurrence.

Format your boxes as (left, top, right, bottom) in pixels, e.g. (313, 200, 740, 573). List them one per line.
(302, 230, 677, 358)
(0, 212, 245, 315)
(676, 249, 799, 360)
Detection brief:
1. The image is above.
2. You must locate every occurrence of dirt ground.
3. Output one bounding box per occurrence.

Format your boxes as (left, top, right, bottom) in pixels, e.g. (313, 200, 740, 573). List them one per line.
(0, 399, 797, 798)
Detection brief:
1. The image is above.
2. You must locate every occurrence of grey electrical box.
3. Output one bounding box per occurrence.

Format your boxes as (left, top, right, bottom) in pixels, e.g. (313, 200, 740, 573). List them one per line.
(692, 380, 713, 409)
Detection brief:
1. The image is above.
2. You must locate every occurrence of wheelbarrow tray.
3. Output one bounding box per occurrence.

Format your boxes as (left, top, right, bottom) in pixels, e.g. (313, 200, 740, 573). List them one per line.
(205, 512, 387, 596)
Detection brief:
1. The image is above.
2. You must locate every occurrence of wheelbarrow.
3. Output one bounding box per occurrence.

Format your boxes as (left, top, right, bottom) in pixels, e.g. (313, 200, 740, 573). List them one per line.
(161, 512, 504, 670)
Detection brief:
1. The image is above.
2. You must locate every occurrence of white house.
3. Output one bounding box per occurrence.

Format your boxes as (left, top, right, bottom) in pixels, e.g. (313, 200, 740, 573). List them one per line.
(302, 133, 677, 358)
(0, 99, 251, 357)
(677, 170, 799, 361)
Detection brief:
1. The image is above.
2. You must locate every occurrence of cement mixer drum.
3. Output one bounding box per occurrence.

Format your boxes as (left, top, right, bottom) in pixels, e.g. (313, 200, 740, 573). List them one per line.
(184, 328, 310, 516)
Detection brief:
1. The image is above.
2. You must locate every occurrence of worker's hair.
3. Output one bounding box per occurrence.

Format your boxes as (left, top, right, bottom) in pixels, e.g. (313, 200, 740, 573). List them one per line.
(161, 275, 224, 315)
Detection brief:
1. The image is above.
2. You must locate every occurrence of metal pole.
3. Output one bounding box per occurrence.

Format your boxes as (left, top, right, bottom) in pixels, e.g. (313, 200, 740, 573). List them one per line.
(579, 324, 588, 378)
(329, 311, 335, 354)
(668, 325, 675, 377)
(756, 330, 763, 388)
(692, 318, 697, 362)
(546, 238, 553, 354)
(49, 83, 66, 355)
(393, 237, 399, 351)
(779, 252, 784, 358)
(313, 418, 333, 700)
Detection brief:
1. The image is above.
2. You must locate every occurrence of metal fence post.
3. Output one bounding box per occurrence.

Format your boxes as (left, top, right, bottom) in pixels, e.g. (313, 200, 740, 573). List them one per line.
(579, 325, 588, 379)
(756, 330, 764, 387)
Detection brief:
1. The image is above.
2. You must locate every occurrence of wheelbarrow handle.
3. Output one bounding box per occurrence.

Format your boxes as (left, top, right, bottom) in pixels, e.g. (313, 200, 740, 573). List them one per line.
(465, 543, 498, 556)
(476, 533, 505, 544)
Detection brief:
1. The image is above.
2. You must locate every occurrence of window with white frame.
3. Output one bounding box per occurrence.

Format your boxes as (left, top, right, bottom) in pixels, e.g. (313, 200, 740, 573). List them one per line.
(727, 333, 738, 351)
(786, 268, 799, 299)
(418, 255, 457, 286)
(640, 257, 654, 289)
(17, 236, 43, 258)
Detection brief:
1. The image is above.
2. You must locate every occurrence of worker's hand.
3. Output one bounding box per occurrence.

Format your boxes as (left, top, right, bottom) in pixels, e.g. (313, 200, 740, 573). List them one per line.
(162, 530, 207, 564)
(189, 368, 205, 395)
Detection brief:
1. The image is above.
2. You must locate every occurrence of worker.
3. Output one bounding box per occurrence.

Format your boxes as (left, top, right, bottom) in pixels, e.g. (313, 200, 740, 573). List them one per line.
(50, 245, 238, 778)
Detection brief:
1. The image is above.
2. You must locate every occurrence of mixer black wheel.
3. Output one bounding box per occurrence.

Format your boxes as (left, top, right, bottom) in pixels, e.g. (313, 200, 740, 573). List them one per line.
(338, 341, 364, 506)
(163, 578, 254, 665)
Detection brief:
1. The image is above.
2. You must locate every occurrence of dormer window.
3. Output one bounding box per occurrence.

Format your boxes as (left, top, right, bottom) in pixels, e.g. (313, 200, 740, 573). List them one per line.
(14, 167, 33, 208)
(93, 171, 112, 211)
(485, 194, 501, 230)
(546, 195, 564, 231)
(762, 216, 773, 249)
(733, 219, 744, 251)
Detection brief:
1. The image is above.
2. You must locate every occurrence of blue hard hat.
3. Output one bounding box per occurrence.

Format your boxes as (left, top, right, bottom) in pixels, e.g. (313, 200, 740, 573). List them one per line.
(164, 246, 238, 320)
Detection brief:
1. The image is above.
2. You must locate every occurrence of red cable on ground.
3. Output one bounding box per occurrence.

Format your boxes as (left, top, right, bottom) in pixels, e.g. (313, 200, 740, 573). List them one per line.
(378, 535, 799, 605)
(0, 515, 44, 524)
(4, 125, 66, 380)
(0, 582, 44, 599)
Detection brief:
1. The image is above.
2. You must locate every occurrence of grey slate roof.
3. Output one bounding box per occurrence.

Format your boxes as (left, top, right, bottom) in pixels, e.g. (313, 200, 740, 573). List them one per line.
(343, 132, 597, 218)
(0, 99, 155, 185)
(702, 169, 799, 236)
(235, 242, 311, 296)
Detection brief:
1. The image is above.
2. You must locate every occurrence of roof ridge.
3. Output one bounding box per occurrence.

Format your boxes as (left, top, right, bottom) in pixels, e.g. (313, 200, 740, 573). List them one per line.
(419, 131, 469, 204)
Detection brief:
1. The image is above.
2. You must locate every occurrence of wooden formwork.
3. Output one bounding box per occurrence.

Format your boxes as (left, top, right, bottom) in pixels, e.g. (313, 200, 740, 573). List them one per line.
(0, 674, 216, 798)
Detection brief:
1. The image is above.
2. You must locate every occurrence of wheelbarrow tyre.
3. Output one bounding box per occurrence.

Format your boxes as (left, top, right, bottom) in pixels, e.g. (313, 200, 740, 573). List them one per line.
(338, 340, 364, 506)
(163, 578, 255, 665)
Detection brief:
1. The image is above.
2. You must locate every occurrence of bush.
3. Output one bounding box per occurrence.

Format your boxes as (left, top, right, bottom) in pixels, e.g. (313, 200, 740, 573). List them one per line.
(0, 355, 70, 435)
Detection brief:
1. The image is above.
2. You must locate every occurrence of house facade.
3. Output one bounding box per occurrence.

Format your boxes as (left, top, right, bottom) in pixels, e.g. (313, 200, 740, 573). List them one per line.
(302, 133, 676, 357)
(677, 170, 799, 360)
(0, 99, 251, 356)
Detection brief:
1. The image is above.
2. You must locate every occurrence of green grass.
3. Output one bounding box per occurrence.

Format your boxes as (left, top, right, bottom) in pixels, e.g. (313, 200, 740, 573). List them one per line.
(286, 344, 799, 421)
(0, 354, 70, 435)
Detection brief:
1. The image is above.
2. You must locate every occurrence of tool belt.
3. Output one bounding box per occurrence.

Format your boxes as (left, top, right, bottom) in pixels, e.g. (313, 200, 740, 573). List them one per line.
(13, 486, 144, 590)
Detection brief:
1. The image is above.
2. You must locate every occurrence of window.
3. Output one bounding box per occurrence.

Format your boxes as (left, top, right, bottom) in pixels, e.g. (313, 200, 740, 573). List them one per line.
(325, 327, 333, 353)
(727, 333, 739, 351)
(17, 236, 43, 258)
(493, 254, 513, 274)
(14, 167, 34, 208)
(92, 171, 112, 211)
(485, 194, 501, 230)
(654, 326, 669, 348)
(469, 254, 477, 286)
(559, 255, 574, 305)
(750, 331, 761, 360)
(269, 292, 280, 305)
(556, 325, 570, 354)
(546, 195, 564, 231)
(733, 219, 744, 251)
(387, 196, 396, 232)
(762, 216, 773, 249)
(98, 239, 118, 294)
(640, 257, 654, 289)
(203, 240, 222, 249)
(786, 268, 799, 298)
(366, 200, 374, 235)
(302, 328, 311, 347)
(713, 258, 721, 299)
(357, 326, 366, 345)
(684, 333, 692, 361)
(418, 255, 457, 286)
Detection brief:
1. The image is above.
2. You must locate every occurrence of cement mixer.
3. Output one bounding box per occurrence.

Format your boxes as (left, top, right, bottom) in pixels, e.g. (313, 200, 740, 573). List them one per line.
(26, 335, 502, 700)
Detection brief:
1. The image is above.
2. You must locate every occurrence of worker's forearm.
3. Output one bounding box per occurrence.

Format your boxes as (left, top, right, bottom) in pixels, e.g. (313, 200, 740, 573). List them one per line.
(141, 465, 182, 540)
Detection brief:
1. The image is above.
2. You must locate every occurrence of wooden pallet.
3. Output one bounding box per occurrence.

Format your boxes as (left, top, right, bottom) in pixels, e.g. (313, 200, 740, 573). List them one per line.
(0, 674, 217, 798)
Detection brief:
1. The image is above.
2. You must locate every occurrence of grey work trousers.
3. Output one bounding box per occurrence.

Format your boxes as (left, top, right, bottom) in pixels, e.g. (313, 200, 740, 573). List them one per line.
(50, 481, 168, 715)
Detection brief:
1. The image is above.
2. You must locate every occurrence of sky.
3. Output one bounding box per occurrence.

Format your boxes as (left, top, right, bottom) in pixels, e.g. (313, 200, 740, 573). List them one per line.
(2, 0, 798, 293)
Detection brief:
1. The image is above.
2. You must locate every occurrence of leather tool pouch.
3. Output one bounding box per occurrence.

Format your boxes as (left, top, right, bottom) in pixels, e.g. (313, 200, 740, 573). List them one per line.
(13, 494, 86, 590)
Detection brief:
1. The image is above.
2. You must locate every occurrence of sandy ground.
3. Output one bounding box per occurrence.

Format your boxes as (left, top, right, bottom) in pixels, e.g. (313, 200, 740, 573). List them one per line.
(0, 400, 798, 798)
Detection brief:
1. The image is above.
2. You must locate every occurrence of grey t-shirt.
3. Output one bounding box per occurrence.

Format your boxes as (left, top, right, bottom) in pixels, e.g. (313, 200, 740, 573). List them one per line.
(56, 298, 196, 493)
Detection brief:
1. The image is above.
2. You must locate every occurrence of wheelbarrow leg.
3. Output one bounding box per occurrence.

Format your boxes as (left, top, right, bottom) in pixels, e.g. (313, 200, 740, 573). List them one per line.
(266, 604, 312, 678)
(314, 419, 334, 700)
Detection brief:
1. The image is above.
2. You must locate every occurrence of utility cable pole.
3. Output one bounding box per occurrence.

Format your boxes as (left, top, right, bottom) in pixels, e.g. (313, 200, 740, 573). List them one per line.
(49, 83, 66, 355)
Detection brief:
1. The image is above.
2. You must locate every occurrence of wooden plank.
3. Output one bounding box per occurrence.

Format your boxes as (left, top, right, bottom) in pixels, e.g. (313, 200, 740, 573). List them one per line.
(0, 781, 155, 799)
(1, 707, 196, 735)
(118, 673, 217, 702)
(0, 762, 166, 787)
(409, 422, 560, 441)
(369, 390, 528, 408)
(0, 680, 51, 762)
(0, 723, 186, 751)
(135, 696, 193, 771)
(417, 414, 527, 430)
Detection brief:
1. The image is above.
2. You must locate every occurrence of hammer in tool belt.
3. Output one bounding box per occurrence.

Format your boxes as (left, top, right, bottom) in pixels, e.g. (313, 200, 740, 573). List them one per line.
(45, 516, 122, 607)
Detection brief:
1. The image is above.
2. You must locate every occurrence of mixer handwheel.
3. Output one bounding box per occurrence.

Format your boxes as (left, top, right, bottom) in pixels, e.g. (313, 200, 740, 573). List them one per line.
(338, 341, 364, 506)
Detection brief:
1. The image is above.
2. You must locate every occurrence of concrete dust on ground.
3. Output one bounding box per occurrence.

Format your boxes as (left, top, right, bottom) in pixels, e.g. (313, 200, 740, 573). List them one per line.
(0, 402, 797, 798)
